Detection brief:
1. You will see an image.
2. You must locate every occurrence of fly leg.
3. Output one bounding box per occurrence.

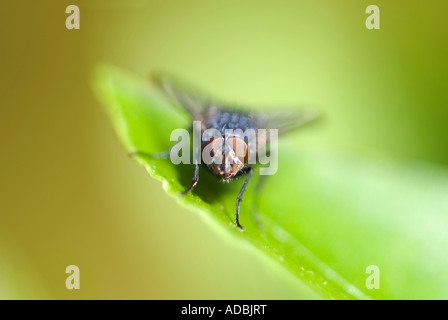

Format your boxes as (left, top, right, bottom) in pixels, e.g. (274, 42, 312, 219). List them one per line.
(181, 147, 200, 195)
(181, 162, 199, 195)
(130, 147, 200, 195)
(235, 167, 254, 231)
(129, 149, 171, 159)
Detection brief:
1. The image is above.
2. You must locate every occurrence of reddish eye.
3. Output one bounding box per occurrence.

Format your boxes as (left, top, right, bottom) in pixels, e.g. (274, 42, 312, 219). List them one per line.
(202, 136, 223, 158)
(228, 137, 249, 163)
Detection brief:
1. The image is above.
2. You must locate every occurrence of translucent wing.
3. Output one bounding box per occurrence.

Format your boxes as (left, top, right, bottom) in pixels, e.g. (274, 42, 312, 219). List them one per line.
(151, 73, 215, 121)
(152, 72, 319, 142)
(255, 107, 319, 135)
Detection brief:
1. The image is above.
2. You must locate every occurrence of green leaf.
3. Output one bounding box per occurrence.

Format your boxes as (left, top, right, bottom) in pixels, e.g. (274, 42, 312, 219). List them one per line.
(92, 64, 448, 300)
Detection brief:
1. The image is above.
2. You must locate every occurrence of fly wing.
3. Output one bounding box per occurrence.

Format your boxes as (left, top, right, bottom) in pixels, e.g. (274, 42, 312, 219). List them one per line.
(151, 73, 215, 122)
(254, 107, 319, 145)
(152, 72, 319, 143)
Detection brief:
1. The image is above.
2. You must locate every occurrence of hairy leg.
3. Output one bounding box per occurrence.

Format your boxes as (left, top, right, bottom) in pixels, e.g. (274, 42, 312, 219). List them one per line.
(181, 147, 200, 195)
(129, 150, 171, 159)
(131, 148, 200, 196)
(235, 167, 254, 230)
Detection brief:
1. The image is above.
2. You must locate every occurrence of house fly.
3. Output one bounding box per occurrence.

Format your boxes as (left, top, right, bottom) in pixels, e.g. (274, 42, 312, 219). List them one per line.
(135, 74, 318, 230)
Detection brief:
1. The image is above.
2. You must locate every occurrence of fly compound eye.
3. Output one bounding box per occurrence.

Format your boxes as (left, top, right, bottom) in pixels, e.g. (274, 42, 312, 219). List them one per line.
(228, 136, 249, 163)
(202, 136, 224, 164)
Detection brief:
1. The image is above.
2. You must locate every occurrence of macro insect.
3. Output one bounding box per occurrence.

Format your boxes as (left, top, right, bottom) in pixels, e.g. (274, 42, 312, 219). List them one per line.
(134, 74, 318, 230)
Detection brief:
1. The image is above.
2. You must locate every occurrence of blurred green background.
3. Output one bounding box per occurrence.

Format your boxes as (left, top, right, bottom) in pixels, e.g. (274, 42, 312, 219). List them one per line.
(0, 0, 447, 299)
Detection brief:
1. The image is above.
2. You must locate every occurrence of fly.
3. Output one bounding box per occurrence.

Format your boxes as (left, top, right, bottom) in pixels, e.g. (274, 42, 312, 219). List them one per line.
(134, 74, 318, 230)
